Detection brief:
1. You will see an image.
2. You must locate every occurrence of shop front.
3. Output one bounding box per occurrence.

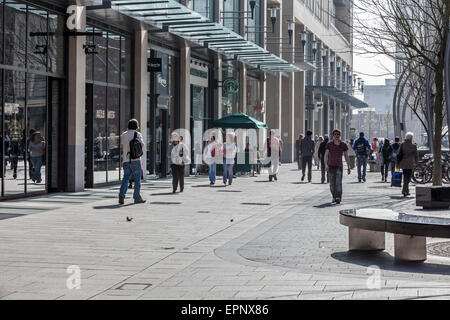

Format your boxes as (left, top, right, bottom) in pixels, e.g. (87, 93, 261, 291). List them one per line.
(0, 1, 65, 199)
(147, 47, 178, 178)
(246, 75, 263, 121)
(84, 25, 132, 187)
(190, 58, 212, 173)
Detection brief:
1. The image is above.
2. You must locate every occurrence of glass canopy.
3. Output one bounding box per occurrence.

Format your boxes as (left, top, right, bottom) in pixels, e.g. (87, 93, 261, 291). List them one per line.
(110, 0, 303, 73)
(306, 86, 369, 109)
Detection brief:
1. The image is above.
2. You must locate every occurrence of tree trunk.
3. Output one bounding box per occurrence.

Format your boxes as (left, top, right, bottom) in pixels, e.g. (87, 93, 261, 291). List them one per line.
(432, 61, 444, 186)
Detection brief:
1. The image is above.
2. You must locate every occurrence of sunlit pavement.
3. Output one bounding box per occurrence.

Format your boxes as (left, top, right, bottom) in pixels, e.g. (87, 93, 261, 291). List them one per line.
(0, 163, 450, 300)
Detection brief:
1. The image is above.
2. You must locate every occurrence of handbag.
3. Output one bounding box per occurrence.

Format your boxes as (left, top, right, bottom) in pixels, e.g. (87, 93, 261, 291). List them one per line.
(391, 170, 403, 187)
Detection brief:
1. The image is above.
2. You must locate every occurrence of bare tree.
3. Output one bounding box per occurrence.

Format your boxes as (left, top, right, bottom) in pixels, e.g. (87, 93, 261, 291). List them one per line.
(336, 0, 449, 185)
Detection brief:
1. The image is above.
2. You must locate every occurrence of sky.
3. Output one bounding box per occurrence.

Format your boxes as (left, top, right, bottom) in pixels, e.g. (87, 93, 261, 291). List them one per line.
(352, 3, 396, 99)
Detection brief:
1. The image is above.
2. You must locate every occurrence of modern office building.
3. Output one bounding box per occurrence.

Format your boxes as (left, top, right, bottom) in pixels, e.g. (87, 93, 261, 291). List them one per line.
(0, 0, 365, 200)
(364, 79, 396, 114)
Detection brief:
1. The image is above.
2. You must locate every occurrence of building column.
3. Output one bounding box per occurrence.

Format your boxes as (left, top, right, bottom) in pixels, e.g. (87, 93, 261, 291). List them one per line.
(180, 45, 191, 175)
(266, 3, 282, 132)
(180, 46, 191, 132)
(280, 1, 295, 163)
(134, 30, 148, 178)
(317, 107, 323, 136)
(66, 6, 86, 192)
(294, 24, 305, 140)
(335, 102, 341, 130)
(239, 62, 247, 113)
(214, 54, 223, 119)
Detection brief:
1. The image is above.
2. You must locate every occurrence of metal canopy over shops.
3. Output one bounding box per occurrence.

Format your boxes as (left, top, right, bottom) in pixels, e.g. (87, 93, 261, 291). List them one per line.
(110, 0, 303, 73)
(307, 86, 368, 109)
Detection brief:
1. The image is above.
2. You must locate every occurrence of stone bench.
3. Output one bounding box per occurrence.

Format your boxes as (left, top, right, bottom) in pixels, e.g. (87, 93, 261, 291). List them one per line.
(339, 208, 450, 261)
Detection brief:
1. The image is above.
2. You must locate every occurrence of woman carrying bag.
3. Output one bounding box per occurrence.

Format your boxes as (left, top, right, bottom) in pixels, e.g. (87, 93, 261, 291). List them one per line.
(396, 132, 419, 196)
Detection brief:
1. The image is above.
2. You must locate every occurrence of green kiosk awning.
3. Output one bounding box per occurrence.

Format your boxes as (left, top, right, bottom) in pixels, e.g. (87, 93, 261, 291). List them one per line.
(212, 113, 268, 129)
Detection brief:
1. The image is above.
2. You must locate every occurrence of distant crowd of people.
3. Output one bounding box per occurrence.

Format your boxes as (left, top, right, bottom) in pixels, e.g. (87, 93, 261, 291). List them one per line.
(118, 118, 419, 206)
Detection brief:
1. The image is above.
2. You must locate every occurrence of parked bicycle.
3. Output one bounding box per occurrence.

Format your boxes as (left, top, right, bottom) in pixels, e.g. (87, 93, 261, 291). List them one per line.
(412, 153, 450, 184)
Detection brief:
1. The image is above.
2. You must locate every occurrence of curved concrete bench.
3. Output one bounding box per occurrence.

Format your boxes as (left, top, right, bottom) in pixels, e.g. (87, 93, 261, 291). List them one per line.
(339, 208, 450, 261)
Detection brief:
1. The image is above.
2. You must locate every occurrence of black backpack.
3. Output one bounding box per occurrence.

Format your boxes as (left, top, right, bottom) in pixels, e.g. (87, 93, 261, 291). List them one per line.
(355, 138, 367, 155)
(128, 132, 143, 162)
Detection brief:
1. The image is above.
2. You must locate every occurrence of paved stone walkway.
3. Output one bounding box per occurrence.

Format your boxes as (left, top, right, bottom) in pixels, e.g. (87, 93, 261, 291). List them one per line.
(0, 164, 449, 300)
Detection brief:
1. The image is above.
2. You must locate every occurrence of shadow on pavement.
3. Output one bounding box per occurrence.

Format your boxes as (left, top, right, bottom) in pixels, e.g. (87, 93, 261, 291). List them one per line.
(254, 180, 272, 183)
(191, 185, 213, 188)
(389, 195, 411, 200)
(314, 202, 335, 208)
(93, 203, 136, 209)
(151, 192, 177, 196)
(331, 251, 450, 276)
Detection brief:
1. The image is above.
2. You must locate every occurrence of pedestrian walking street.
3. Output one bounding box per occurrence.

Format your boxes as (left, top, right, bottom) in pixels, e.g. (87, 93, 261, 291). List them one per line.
(1, 164, 450, 300)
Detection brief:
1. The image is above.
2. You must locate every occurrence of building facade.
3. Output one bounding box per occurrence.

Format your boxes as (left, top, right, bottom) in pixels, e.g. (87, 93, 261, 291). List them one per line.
(0, 0, 363, 200)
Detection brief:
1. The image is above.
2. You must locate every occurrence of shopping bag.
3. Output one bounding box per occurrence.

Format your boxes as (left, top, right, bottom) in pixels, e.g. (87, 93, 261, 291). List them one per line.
(391, 170, 402, 187)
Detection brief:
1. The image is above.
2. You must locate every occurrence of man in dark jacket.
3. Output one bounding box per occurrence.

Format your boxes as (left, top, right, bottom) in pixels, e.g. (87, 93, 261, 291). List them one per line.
(300, 130, 315, 182)
(318, 135, 329, 183)
(353, 132, 372, 182)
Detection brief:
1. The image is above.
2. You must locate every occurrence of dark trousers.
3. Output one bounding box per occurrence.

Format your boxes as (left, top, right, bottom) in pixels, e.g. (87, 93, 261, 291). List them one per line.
(320, 157, 329, 183)
(302, 155, 313, 181)
(297, 152, 302, 170)
(171, 164, 185, 192)
(402, 169, 413, 194)
(381, 159, 390, 179)
(329, 166, 343, 200)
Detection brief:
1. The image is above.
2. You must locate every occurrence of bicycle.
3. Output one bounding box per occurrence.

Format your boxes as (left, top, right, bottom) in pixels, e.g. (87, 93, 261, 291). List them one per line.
(412, 153, 450, 184)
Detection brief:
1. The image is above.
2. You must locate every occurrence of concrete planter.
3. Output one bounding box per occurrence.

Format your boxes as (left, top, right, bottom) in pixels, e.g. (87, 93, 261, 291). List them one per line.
(369, 161, 381, 172)
(416, 185, 450, 209)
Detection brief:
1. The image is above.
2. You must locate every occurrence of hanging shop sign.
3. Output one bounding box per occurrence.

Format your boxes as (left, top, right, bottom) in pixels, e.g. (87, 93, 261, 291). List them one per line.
(148, 58, 162, 73)
(223, 78, 239, 95)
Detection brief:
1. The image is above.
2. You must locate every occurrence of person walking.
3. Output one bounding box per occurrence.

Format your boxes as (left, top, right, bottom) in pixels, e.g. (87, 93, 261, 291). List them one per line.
(28, 131, 45, 183)
(170, 133, 190, 193)
(223, 133, 237, 185)
(390, 137, 401, 176)
(204, 135, 220, 185)
(265, 130, 283, 182)
(347, 139, 356, 169)
(318, 135, 329, 183)
(295, 134, 303, 170)
(119, 119, 146, 205)
(315, 136, 323, 170)
(379, 138, 392, 182)
(300, 130, 315, 182)
(397, 132, 419, 197)
(324, 129, 351, 204)
(313, 135, 319, 167)
(353, 132, 371, 182)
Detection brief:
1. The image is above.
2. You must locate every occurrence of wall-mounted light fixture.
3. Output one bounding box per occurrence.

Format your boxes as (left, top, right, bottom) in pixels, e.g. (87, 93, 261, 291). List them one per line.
(312, 41, 318, 60)
(270, 7, 278, 32)
(301, 31, 307, 49)
(287, 20, 295, 45)
(321, 47, 327, 59)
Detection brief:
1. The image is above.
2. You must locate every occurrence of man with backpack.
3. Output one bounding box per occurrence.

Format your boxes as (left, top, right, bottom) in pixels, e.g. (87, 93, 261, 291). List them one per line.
(119, 119, 146, 205)
(353, 132, 372, 183)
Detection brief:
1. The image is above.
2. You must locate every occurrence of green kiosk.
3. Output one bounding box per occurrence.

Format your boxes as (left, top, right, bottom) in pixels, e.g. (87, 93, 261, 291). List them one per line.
(212, 113, 268, 175)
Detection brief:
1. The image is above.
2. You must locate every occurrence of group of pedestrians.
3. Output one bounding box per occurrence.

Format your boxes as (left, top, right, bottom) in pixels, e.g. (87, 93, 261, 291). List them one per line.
(117, 118, 419, 205)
